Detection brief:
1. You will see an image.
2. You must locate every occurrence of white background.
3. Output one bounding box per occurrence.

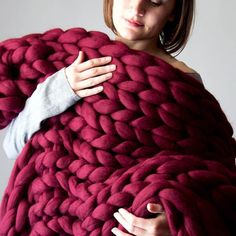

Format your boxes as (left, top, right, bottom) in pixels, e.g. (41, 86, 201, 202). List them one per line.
(0, 0, 235, 199)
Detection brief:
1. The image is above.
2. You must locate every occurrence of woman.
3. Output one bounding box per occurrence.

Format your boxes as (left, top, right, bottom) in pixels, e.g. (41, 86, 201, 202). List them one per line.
(3, 0, 201, 235)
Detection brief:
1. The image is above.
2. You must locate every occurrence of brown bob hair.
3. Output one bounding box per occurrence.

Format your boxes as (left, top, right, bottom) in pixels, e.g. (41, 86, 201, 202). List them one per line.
(103, 0, 195, 55)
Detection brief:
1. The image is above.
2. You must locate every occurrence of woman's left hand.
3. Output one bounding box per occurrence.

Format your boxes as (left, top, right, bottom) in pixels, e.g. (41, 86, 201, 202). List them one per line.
(112, 203, 171, 236)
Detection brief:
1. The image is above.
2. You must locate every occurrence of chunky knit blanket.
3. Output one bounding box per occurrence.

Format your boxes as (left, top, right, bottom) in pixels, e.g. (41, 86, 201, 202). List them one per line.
(0, 28, 236, 236)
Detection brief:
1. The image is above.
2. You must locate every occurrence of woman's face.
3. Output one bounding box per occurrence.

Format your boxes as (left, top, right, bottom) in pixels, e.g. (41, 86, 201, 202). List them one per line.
(112, 0, 176, 42)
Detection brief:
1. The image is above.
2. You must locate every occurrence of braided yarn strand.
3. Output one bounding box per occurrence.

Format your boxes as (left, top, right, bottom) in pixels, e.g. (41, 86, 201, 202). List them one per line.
(0, 28, 236, 235)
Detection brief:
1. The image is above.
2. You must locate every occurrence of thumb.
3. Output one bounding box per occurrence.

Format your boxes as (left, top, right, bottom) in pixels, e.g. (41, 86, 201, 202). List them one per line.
(74, 51, 84, 64)
(147, 203, 163, 214)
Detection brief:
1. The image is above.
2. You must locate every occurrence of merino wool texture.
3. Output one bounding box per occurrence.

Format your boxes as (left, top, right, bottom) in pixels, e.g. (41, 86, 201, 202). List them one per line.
(0, 28, 236, 236)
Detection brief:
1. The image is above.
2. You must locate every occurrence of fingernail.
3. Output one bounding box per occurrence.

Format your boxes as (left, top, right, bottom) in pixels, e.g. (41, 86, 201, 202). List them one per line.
(98, 86, 103, 91)
(110, 64, 116, 70)
(113, 212, 118, 218)
(156, 204, 163, 211)
(111, 227, 117, 233)
(118, 208, 125, 214)
(106, 56, 112, 61)
(147, 203, 163, 212)
(107, 72, 112, 78)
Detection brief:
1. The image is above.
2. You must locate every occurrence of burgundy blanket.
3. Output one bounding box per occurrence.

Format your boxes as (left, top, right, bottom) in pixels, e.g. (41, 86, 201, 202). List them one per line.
(0, 28, 236, 236)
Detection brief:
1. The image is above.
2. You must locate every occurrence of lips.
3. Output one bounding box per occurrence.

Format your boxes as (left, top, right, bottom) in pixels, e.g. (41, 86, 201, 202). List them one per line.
(126, 19, 144, 27)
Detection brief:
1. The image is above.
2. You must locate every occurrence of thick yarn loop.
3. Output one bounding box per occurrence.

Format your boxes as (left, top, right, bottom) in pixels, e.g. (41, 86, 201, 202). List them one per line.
(0, 28, 236, 235)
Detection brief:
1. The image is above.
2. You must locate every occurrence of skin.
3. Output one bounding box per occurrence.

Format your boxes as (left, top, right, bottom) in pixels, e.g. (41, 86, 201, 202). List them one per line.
(64, 1, 195, 235)
(112, 0, 196, 73)
(112, 0, 175, 59)
(65, 51, 116, 97)
(65, 0, 195, 98)
(110, 4, 176, 234)
(112, 203, 171, 236)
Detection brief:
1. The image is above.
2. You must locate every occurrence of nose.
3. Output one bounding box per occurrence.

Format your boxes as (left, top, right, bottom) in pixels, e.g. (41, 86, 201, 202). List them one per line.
(129, 0, 146, 17)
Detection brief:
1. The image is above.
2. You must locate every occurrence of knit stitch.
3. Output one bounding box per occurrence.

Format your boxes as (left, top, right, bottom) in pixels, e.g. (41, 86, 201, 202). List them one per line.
(0, 27, 236, 235)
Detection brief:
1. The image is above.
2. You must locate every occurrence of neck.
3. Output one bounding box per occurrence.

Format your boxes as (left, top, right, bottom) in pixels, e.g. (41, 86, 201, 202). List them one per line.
(114, 35, 168, 59)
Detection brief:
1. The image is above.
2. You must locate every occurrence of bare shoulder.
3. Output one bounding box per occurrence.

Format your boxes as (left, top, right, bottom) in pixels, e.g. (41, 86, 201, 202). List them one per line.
(171, 60, 197, 74)
(160, 55, 203, 83)
(171, 60, 203, 83)
(155, 51, 198, 74)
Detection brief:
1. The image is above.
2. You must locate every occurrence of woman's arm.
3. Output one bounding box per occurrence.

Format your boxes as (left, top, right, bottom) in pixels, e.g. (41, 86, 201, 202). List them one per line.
(3, 51, 116, 159)
(3, 68, 80, 159)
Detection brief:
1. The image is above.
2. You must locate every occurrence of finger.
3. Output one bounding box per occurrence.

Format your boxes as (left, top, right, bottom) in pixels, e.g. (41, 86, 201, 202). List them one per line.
(117, 208, 154, 228)
(76, 55, 112, 72)
(115, 209, 171, 236)
(74, 72, 112, 90)
(111, 227, 132, 236)
(76, 86, 103, 98)
(76, 64, 116, 81)
(73, 51, 85, 65)
(147, 203, 164, 214)
(114, 211, 146, 235)
(153, 214, 172, 236)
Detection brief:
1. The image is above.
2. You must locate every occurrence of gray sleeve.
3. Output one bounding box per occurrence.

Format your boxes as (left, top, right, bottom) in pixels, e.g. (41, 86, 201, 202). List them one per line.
(3, 68, 81, 159)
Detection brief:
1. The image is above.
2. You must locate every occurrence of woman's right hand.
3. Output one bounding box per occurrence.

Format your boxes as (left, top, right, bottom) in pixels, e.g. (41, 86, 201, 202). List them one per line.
(65, 51, 116, 97)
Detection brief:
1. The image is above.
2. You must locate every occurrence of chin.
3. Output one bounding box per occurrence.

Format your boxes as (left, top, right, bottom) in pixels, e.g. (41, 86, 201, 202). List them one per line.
(118, 31, 142, 41)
